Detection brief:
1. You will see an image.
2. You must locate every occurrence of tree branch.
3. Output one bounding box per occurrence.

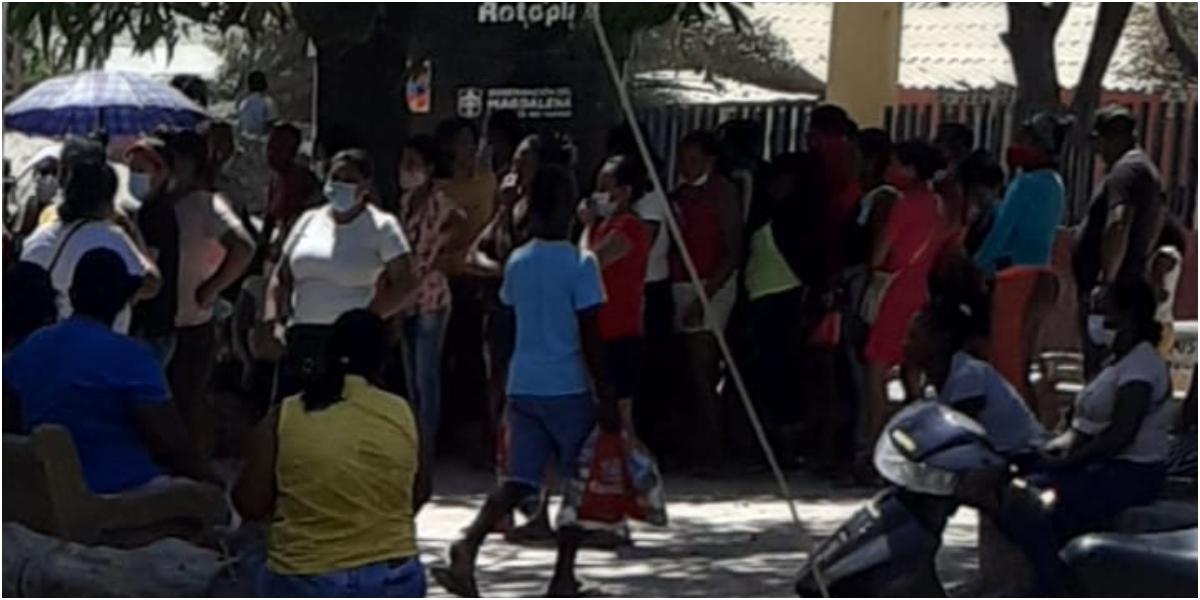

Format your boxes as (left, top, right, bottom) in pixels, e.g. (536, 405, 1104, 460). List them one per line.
(1154, 2, 1198, 78)
(1069, 3, 1132, 123)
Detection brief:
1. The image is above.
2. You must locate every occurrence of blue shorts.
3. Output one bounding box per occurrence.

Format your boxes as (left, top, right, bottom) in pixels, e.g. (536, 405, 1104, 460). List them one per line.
(506, 393, 596, 490)
(257, 557, 426, 598)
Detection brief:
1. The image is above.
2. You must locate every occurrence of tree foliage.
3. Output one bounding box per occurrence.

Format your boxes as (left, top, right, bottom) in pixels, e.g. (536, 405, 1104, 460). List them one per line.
(1119, 2, 1197, 88)
(207, 27, 312, 122)
(629, 17, 820, 100)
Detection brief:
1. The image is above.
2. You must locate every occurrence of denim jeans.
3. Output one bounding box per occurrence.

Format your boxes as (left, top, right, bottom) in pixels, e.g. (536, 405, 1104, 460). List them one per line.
(401, 308, 450, 449)
(257, 557, 426, 597)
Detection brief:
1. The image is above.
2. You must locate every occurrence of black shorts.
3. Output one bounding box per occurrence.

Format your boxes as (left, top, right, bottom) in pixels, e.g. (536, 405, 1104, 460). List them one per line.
(604, 337, 646, 399)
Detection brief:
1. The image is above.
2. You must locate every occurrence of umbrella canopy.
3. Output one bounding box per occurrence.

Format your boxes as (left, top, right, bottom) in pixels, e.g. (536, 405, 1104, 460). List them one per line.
(3, 70, 208, 138)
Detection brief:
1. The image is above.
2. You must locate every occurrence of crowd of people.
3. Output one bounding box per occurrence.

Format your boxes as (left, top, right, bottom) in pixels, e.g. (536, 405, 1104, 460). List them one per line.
(1, 70, 1194, 597)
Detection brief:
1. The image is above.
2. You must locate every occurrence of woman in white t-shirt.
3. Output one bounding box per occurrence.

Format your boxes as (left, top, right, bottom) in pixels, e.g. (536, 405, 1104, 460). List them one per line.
(263, 149, 416, 399)
(1031, 279, 1173, 543)
(20, 152, 159, 334)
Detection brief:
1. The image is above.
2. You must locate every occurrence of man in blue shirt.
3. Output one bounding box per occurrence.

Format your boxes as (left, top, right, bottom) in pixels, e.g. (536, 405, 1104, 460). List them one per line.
(434, 165, 618, 598)
(4, 248, 214, 493)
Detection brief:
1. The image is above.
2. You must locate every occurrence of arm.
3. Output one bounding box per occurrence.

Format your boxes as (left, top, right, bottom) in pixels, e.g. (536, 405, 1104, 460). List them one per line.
(198, 225, 256, 309)
(369, 254, 418, 319)
(707, 182, 744, 295)
(590, 229, 633, 268)
(973, 182, 1022, 272)
(131, 402, 219, 485)
(578, 308, 619, 431)
(232, 406, 279, 521)
(1098, 204, 1133, 286)
(262, 258, 292, 325)
(1055, 381, 1153, 468)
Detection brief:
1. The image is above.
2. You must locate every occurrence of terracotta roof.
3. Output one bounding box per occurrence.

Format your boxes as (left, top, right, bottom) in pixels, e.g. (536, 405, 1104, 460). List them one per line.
(751, 2, 1147, 92)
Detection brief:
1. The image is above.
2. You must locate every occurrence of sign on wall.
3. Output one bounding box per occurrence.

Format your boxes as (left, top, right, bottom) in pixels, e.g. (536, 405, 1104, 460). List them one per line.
(476, 2, 579, 29)
(457, 86, 572, 120)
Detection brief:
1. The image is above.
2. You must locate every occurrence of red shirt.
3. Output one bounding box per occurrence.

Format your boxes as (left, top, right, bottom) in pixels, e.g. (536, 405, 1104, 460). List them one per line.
(267, 165, 316, 224)
(669, 175, 734, 282)
(590, 213, 650, 341)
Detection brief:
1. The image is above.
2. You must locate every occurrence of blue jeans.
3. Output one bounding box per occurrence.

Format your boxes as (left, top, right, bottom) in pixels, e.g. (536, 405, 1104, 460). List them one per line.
(401, 308, 450, 449)
(506, 393, 597, 489)
(257, 557, 426, 597)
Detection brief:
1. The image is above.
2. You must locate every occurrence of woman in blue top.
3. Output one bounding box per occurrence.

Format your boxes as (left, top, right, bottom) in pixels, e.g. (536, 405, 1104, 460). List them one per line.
(974, 114, 1070, 274)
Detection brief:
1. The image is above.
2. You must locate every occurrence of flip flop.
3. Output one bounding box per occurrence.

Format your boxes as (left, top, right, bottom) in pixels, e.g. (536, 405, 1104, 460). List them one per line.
(431, 566, 481, 598)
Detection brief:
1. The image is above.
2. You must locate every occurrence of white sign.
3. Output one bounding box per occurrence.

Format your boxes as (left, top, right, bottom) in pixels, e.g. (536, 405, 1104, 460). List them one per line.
(486, 87, 572, 119)
(477, 2, 578, 29)
(457, 87, 484, 119)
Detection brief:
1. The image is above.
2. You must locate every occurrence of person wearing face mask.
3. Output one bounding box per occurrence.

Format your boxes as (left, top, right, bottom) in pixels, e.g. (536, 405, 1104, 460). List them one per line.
(580, 155, 651, 433)
(397, 134, 465, 454)
(806, 105, 861, 279)
(126, 135, 182, 365)
(164, 130, 257, 460)
(21, 139, 160, 334)
(262, 149, 417, 400)
(860, 140, 945, 458)
(998, 280, 1174, 596)
(668, 130, 742, 470)
(973, 113, 1068, 275)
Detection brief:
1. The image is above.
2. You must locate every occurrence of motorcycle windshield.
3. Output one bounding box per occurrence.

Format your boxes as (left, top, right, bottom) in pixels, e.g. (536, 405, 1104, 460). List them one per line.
(873, 402, 999, 496)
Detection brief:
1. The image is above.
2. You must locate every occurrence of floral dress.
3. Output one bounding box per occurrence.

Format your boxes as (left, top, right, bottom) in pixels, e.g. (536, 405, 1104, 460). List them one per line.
(400, 187, 455, 315)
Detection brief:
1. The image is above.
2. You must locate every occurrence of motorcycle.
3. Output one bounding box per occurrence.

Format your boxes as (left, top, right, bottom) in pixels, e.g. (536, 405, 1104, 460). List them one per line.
(794, 402, 1197, 597)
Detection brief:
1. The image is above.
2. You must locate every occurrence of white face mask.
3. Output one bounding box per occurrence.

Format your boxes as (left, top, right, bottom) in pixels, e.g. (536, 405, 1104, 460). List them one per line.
(1087, 314, 1117, 347)
(324, 180, 360, 213)
(35, 175, 58, 202)
(592, 191, 614, 218)
(128, 172, 153, 201)
(688, 171, 709, 188)
(399, 169, 429, 192)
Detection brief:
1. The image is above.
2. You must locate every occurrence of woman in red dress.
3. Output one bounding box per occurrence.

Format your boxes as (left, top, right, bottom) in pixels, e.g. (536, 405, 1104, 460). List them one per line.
(863, 141, 945, 449)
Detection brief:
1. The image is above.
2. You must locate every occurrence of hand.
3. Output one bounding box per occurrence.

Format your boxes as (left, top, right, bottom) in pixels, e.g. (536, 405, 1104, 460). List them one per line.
(597, 397, 621, 433)
(576, 198, 596, 228)
(1089, 283, 1109, 312)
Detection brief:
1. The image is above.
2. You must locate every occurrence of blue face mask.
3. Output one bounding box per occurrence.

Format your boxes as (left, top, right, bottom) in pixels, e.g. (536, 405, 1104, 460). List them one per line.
(128, 172, 153, 201)
(324, 180, 360, 213)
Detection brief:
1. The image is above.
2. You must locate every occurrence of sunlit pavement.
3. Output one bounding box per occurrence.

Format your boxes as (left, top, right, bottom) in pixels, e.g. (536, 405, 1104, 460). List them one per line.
(415, 462, 979, 598)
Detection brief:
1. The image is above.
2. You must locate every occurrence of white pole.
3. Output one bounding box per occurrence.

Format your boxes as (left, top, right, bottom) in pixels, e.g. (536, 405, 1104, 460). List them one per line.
(587, 4, 816, 552)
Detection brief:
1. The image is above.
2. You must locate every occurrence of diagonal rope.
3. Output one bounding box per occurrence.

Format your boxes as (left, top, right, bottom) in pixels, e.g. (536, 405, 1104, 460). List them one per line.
(587, 4, 817, 554)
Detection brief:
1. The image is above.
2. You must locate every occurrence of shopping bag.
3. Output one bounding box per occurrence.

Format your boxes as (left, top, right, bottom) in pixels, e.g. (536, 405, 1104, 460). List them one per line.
(625, 436, 669, 526)
(558, 430, 669, 529)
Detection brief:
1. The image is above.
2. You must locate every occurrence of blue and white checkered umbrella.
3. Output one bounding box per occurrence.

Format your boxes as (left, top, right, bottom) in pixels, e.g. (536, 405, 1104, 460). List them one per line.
(4, 70, 208, 138)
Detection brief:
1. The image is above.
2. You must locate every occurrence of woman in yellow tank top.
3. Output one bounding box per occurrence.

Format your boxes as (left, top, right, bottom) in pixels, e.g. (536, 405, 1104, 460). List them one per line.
(234, 309, 430, 597)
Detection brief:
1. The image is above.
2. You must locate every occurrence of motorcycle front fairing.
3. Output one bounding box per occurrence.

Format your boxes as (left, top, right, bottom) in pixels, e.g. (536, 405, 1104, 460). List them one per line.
(795, 489, 951, 597)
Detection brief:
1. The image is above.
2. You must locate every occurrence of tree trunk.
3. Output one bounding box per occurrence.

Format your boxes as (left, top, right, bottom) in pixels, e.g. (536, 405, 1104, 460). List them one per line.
(1003, 3, 1069, 127)
(1155, 2, 1198, 79)
(1063, 3, 1132, 220)
(306, 5, 418, 204)
(1068, 3, 1133, 135)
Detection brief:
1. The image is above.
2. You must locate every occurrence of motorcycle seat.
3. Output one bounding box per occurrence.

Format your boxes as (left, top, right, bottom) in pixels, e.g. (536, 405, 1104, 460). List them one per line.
(1061, 528, 1197, 597)
(1111, 500, 1199, 533)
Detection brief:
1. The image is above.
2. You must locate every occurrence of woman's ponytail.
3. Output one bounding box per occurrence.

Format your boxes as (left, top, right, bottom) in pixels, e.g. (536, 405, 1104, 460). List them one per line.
(299, 309, 390, 412)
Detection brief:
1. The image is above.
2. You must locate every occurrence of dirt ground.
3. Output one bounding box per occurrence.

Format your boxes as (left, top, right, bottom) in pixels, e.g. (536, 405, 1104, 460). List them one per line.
(409, 463, 980, 598)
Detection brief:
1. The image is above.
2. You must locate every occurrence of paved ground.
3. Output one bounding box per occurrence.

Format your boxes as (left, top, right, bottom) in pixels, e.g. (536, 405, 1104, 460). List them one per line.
(413, 463, 980, 598)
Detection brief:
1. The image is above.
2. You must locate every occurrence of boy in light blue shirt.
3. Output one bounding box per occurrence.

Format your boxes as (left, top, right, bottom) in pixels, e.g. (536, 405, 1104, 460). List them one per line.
(434, 164, 618, 598)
